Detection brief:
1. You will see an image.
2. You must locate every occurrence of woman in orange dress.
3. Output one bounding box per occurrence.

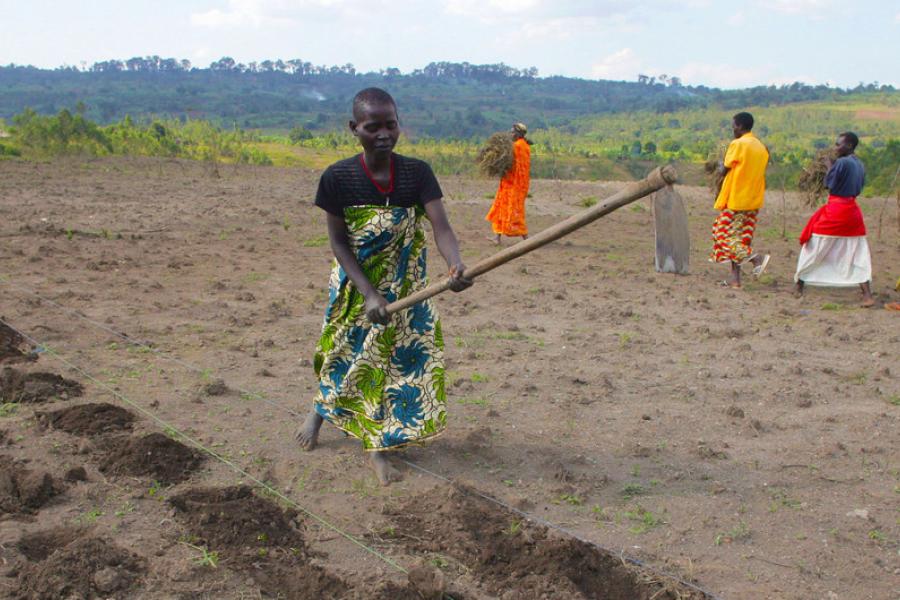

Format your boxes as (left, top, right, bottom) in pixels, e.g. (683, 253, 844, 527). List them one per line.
(486, 122, 531, 244)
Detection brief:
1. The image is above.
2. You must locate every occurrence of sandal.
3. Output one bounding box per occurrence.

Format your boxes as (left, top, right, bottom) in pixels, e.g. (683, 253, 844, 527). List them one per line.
(719, 280, 741, 289)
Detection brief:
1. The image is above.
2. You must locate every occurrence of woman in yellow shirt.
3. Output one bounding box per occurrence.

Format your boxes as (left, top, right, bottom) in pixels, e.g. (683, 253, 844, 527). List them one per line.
(711, 112, 770, 288)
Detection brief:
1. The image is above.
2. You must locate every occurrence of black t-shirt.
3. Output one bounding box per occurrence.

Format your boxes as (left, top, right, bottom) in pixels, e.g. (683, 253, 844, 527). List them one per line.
(314, 153, 443, 216)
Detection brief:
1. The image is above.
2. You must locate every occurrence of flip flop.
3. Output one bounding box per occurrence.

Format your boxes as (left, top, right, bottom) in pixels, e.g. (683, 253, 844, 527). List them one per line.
(719, 280, 741, 289)
(884, 302, 900, 312)
(752, 254, 771, 279)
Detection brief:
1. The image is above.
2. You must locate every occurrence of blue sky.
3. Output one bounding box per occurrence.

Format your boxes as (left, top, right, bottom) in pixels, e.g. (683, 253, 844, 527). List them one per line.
(1, 0, 897, 89)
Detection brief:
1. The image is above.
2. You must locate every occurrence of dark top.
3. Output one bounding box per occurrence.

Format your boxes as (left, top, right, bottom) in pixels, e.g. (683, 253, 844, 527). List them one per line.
(825, 154, 865, 198)
(315, 153, 443, 216)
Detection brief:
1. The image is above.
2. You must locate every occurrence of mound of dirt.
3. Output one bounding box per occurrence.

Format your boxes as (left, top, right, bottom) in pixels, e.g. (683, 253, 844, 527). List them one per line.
(0, 367, 83, 403)
(0, 321, 36, 365)
(168, 485, 306, 552)
(383, 484, 704, 600)
(99, 433, 203, 484)
(0, 456, 60, 516)
(15, 536, 144, 599)
(38, 402, 136, 436)
(169, 485, 349, 599)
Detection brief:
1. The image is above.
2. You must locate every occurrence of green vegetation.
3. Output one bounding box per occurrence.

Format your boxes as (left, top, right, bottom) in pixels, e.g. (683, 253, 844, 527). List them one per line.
(0, 59, 897, 194)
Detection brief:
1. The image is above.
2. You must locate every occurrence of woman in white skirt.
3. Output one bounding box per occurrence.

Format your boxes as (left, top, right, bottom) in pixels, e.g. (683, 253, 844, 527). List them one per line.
(794, 132, 874, 307)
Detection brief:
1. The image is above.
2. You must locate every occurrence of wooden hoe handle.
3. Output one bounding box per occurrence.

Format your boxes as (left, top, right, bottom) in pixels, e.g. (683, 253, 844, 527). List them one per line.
(385, 165, 678, 315)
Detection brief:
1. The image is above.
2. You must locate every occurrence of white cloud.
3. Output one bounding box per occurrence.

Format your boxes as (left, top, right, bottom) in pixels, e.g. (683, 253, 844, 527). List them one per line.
(727, 11, 746, 26)
(443, 0, 541, 18)
(191, 0, 348, 29)
(759, 0, 831, 15)
(591, 48, 644, 81)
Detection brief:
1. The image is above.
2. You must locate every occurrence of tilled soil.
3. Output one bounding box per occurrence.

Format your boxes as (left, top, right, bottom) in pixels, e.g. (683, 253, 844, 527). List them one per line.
(0, 455, 60, 516)
(98, 433, 204, 484)
(38, 402, 136, 436)
(383, 483, 702, 599)
(14, 535, 145, 599)
(0, 157, 897, 599)
(0, 367, 83, 403)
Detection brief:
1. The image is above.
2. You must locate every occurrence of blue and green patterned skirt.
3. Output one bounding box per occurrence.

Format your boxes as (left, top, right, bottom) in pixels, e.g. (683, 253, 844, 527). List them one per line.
(313, 205, 446, 451)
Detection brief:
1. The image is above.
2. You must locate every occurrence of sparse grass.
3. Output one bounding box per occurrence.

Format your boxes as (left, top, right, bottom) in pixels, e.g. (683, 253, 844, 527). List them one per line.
(618, 332, 634, 347)
(76, 508, 104, 524)
(623, 506, 665, 534)
(457, 396, 489, 407)
(303, 235, 329, 247)
(887, 395, 900, 407)
(0, 403, 19, 417)
(556, 493, 584, 506)
(114, 502, 136, 517)
(579, 196, 598, 207)
(243, 271, 269, 283)
(621, 483, 647, 499)
(180, 541, 220, 568)
(504, 519, 523, 535)
(868, 529, 886, 542)
(847, 371, 867, 385)
(470, 372, 488, 383)
(821, 302, 844, 311)
(714, 521, 751, 545)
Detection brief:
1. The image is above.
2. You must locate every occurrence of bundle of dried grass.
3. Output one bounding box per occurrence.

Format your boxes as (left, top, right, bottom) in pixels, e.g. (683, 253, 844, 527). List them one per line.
(476, 132, 515, 178)
(703, 144, 728, 197)
(798, 149, 838, 207)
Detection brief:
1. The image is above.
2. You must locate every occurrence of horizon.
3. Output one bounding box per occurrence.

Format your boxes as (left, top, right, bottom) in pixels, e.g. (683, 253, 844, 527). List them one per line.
(1, 1, 898, 90)
(3, 56, 897, 93)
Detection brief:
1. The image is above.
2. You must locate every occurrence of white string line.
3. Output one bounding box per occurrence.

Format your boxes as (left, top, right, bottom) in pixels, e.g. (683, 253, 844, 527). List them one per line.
(1, 277, 721, 599)
(0, 315, 410, 576)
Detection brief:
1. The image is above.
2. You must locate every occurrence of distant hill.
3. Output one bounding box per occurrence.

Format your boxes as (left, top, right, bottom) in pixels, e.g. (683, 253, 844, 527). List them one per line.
(1, 58, 894, 138)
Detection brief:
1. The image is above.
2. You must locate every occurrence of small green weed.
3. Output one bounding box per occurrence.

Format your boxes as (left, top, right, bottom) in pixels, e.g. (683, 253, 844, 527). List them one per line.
(715, 521, 751, 545)
(302, 235, 329, 247)
(0, 403, 19, 417)
(181, 542, 219, 568)
(868, 529, 886, 542)
(557, 493, 583, 506)
(504, 519, 523, 535)
(579, 196, 598, 208)
(471, 373, 488, 383)
(821, 302, 844, 311)
(887, 395, 900, 407)
(623, 506, 664, 534)
(77, 508, 104, 524)
(621, 483, 647, 499)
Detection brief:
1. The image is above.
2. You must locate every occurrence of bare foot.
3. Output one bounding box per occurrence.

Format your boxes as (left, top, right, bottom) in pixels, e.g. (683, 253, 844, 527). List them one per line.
(861, 297, 875, 308)
(370, 452, 402, 486)
(487, 234, 501, 245)
(719, 279, 741, 290)
(295, 412, 323, 451)
(793, 282, 804, 299)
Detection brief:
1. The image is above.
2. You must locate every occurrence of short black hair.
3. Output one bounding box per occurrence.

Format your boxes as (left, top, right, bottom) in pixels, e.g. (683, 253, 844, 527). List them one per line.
(733, 112, 754, 131)
(352, 88, 397, 119)
(839, 131, 859, 149)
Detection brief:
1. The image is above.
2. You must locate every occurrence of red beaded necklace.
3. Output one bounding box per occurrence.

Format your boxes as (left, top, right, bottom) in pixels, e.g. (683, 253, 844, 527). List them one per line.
(359, 154, 395, 206)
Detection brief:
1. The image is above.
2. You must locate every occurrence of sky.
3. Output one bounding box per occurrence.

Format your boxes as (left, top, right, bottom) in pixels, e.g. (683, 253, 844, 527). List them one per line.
(1, 0, 898, 89)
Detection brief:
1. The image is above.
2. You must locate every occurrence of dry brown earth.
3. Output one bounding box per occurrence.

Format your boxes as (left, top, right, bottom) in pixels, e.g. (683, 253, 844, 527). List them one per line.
(0, 157, 898, 599)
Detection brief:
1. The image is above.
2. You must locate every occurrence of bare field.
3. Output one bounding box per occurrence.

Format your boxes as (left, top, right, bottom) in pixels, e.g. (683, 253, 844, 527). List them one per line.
(0, 157, 898, 599)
